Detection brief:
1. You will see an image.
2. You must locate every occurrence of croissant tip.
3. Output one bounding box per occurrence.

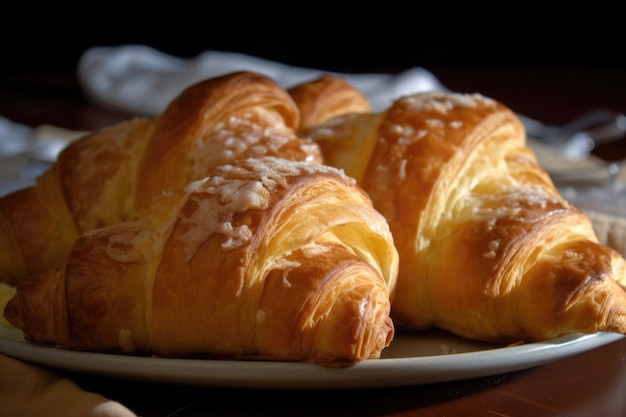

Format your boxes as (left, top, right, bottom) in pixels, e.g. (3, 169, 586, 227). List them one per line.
(607, 307, 626, 335)
(2, 294, 22, 329)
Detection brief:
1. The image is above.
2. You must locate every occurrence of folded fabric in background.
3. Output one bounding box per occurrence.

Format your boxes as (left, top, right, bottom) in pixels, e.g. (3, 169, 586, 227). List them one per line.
(77, 44, 445, 116)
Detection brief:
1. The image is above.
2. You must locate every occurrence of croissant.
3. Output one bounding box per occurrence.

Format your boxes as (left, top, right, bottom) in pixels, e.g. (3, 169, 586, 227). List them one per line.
(3, 157, 399, 365)
(0, 71, 322, 285)
(287, 75, 371, 131)
(302, 90, 626, 343)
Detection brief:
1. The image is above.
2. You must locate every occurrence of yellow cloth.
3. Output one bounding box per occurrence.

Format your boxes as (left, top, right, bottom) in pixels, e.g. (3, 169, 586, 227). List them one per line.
(0, 354, 137, 417)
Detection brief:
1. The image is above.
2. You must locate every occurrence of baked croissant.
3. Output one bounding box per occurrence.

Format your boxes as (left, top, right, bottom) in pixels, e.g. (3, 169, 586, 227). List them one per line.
(0, 71, 322, 285)
(287, 75, 371, 131)
(302, 90, 626, 343)
(3, 157, 399, 365)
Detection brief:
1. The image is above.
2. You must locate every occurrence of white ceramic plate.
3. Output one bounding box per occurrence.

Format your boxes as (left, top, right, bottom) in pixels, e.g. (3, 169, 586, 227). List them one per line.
(1, 326, 622, 389)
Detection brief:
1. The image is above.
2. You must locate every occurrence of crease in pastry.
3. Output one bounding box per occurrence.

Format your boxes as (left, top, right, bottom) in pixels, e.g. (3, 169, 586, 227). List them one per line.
(3, 157, 399, 366)
(287, 74, 372, 131)
(301, 90, 626, 344)
(0, 71, 323, 285)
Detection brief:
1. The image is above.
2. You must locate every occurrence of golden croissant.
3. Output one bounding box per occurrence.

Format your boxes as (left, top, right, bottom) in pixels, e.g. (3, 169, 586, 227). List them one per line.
(287, 74, 372, 131)
(0, 71, 322, 285)
(302, 89, 626, 343)
(3, 157, 399, 366)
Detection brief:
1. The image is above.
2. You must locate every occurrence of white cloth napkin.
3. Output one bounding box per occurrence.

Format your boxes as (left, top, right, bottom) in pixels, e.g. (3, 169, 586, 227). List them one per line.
(77, 44, 445, 116)
(0, 117, 87, 196)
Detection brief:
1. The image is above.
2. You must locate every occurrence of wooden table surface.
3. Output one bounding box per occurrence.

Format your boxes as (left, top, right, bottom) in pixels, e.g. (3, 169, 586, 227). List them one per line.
(1, 66, 625, 416)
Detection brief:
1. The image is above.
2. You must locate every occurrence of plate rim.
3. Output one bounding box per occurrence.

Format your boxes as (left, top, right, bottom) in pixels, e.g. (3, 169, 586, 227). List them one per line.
(1, 326, 622, 389)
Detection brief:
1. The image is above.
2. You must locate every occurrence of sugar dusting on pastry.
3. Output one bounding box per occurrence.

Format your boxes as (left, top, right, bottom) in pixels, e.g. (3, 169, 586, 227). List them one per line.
(398, 91, 497, 114)
(483, 239, 501, 259)
(192, 110, 297, 175)
(176, 157, 352, 260)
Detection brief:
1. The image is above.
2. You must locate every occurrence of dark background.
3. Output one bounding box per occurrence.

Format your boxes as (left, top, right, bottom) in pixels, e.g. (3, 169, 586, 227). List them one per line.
(4, 32, 624, 76)
(2, 7, 625, 76)
(1, 7, 624, 133)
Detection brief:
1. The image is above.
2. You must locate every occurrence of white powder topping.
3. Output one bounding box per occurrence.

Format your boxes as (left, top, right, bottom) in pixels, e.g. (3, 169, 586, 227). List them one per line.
(483, 239, 501, 259)
(390, 123, 413, 136)
(175, 157, 351, 261)
(256, 309, 267, 324)
(398, 92, 496, 114)
(471, 186, 561, 226)
(282, 273, 293, 288)
(485, 217, 497, 232)
(190, 110, 310, 178)
(425, 118, 446, 128)
(272, 257, 302, 271)
(468, 187, 564, 256)
(393, 129, 427, 147)
(301, 144, 321, 162)
(398, 159, 407, 181)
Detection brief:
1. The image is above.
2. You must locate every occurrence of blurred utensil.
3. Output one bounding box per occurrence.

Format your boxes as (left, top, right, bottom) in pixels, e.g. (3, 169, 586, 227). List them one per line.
(521, 109, 626, 160)
(548, 161, 623, 188)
